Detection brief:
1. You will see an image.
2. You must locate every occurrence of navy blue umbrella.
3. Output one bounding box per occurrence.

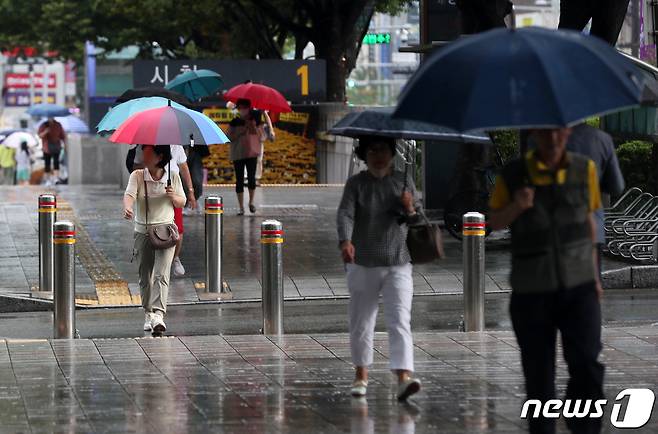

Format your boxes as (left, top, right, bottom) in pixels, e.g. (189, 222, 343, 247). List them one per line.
(329, 108, 491, 144)
(394, 27, 645, 132)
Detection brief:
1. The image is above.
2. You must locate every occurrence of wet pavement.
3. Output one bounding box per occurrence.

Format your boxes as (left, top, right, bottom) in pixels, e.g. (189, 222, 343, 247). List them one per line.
(0, 185, 635, 307)
(0, 325, 656, 433)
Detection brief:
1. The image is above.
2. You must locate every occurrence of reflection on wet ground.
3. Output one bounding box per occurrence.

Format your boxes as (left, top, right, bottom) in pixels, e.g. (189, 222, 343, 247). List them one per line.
(0, 327, 656, 433)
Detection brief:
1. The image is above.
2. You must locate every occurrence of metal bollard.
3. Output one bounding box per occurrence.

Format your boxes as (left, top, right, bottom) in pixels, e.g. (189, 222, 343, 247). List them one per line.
(462, 212, 485, 332)
(205, 196, 229, 297)
(53, 221, 76, 339)
(261, 220, 284, 335)
(38, 194, 56, 292)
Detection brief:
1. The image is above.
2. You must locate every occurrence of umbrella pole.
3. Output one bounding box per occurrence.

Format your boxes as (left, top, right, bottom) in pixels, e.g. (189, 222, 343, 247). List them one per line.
(168, 160, 171, 187)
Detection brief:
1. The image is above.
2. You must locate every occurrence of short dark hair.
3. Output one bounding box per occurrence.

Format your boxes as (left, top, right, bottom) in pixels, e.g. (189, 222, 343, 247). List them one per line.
(355, 135, 396, 161)
(236, 98, 251, 109)
(141, 144, 172, 169)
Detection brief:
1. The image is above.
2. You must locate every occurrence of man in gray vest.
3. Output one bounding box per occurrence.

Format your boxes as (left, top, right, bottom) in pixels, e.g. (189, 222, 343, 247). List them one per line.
(489, 128, 605, 434)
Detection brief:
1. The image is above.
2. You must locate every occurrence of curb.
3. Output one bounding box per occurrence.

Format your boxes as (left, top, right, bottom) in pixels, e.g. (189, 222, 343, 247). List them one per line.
(601, 265, 658, 289)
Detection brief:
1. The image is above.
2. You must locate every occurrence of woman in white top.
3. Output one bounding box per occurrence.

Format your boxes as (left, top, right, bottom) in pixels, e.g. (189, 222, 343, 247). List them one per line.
(123, 145, 186, 333)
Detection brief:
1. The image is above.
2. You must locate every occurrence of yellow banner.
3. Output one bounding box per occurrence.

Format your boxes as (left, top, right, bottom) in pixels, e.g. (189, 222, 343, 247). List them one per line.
(279, 112, 310, 125)
(203, 108, 237, 124)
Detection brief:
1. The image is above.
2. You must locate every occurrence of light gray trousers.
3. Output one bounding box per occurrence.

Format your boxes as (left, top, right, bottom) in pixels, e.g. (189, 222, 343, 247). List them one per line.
(134, 232, 175, 314)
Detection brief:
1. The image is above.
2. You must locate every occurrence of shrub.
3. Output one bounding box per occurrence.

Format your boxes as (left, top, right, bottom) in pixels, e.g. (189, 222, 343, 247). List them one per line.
(489, 130, 519, 163)
(616, 140, 655, 193)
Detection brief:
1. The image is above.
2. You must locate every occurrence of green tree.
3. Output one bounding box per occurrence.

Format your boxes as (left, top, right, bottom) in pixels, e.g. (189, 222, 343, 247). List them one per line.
(0, 0, 413, 102)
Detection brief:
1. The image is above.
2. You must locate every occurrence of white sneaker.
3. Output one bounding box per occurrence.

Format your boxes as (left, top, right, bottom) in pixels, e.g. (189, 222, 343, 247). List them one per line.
(152, 312, 166, 333)
(172, 257, 185, 277)
(350, 380, 368, 397)
(397, 378, 421, 401)
(143, 312, 153, 331)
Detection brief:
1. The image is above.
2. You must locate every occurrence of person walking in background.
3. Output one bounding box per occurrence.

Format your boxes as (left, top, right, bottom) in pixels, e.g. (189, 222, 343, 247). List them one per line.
(182, 144, 209, 216)
(337, 135, 422, 401)
(566, 123, 625, 271)
(489, 128, 605, 434)
(0, 143, 16, 185)
(123, 145, 185, 334)
(15, 141, 32, 186)
(256, 110, 275, 183)
(37, 117, 66, 186)
(228, 98, 264, 215)
(559, 0, 630, 45)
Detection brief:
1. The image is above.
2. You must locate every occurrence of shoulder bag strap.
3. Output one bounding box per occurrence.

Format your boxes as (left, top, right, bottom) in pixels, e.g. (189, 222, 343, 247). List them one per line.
(143, 169, 149, 226)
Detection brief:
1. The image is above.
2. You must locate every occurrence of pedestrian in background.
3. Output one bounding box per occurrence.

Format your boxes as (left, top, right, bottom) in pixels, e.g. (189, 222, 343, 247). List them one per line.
(566, 123, 625, 271)
(123, 145, 186, 334)
(182, 145, 208, 216)
(337, 135, 422, 401)
(489, 128, 605, 434)
(15, 141, 32, 186)
(228, 98, 264, 215)
(37, 117, 66, 185)
(0, 143, 16, 185)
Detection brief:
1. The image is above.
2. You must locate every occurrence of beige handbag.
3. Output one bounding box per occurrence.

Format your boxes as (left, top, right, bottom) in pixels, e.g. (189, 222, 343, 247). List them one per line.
(143, 170, 179, 250)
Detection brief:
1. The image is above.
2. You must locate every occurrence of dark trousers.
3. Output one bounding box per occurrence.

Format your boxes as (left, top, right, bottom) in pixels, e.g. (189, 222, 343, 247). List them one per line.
(559, 0, 630, 45)
(510, 282, 605, 434)
(186, 150, 204, 201)
(233, 158, 257, 193)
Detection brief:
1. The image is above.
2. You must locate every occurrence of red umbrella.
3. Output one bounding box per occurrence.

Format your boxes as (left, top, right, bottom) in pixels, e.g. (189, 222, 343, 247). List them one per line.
(224, 82, 292, 113)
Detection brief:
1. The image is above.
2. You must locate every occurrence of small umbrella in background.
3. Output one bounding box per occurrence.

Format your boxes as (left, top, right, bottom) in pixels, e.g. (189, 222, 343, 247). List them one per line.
(2, 131, 39, 149)
(116, 87, 194, 107)
(27, 103, 70, 118)
(96, 97, 187, 135)
(38, 116, 90, 134)
(330, 108, 491, 144)
(394, 27, 645, 131)
(165, 69, 223, 101)
(109, 103, 229, 185)
(224, 82, 292, 113)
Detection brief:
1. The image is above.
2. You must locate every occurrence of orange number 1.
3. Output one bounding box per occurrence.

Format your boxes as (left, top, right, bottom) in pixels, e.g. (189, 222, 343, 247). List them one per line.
(296, 64, 309, 96)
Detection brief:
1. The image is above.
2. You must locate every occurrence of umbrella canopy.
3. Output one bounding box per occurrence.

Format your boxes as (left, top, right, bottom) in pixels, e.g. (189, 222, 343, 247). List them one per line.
(109, 104, 229, 146)
(116, 87, 194, 107)
(97, 97, 187, 135)
(38, 116, 90, 134)
(2, 131, 39, 149)
(330, 108, 491, 144)
(394, 27, 644, 132)
(165, 69, 223, 101)
(224, 82, 291, 113)
(27, 103, 70, 118)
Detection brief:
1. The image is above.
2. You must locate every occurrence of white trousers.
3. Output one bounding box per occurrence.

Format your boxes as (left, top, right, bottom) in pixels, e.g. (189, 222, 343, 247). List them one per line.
(347, 263, 414, 372)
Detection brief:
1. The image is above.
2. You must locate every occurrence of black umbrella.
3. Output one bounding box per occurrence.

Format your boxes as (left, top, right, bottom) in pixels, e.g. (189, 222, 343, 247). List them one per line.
(116, 87, 195, 107)
(329, 108, 492, 144)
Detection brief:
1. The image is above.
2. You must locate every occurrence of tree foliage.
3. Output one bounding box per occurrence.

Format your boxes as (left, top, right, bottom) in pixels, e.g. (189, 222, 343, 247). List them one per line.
(0, 0, 413, 101)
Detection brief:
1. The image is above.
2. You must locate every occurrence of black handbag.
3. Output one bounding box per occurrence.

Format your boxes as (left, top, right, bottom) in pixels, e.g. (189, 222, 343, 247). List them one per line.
(407, 212, 445, 263)
(401, 151, 444, 264)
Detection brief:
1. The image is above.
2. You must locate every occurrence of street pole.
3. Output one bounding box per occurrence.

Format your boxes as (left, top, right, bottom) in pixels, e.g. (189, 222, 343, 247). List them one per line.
(38, 194, 56, 292)
(462, 212, 485, 332)
(205, 196, 230, 298)
(261, 220, 284, 335)
(53, 221, 76, 339)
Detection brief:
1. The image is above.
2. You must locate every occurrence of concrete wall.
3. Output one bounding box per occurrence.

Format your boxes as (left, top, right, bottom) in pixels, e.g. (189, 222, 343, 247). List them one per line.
(315, 103, 367, 184)
(68, 134, 125, 186)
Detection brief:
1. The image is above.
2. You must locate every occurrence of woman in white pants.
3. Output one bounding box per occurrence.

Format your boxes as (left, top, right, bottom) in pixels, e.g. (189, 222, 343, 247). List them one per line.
(337, 135, 421, 401)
